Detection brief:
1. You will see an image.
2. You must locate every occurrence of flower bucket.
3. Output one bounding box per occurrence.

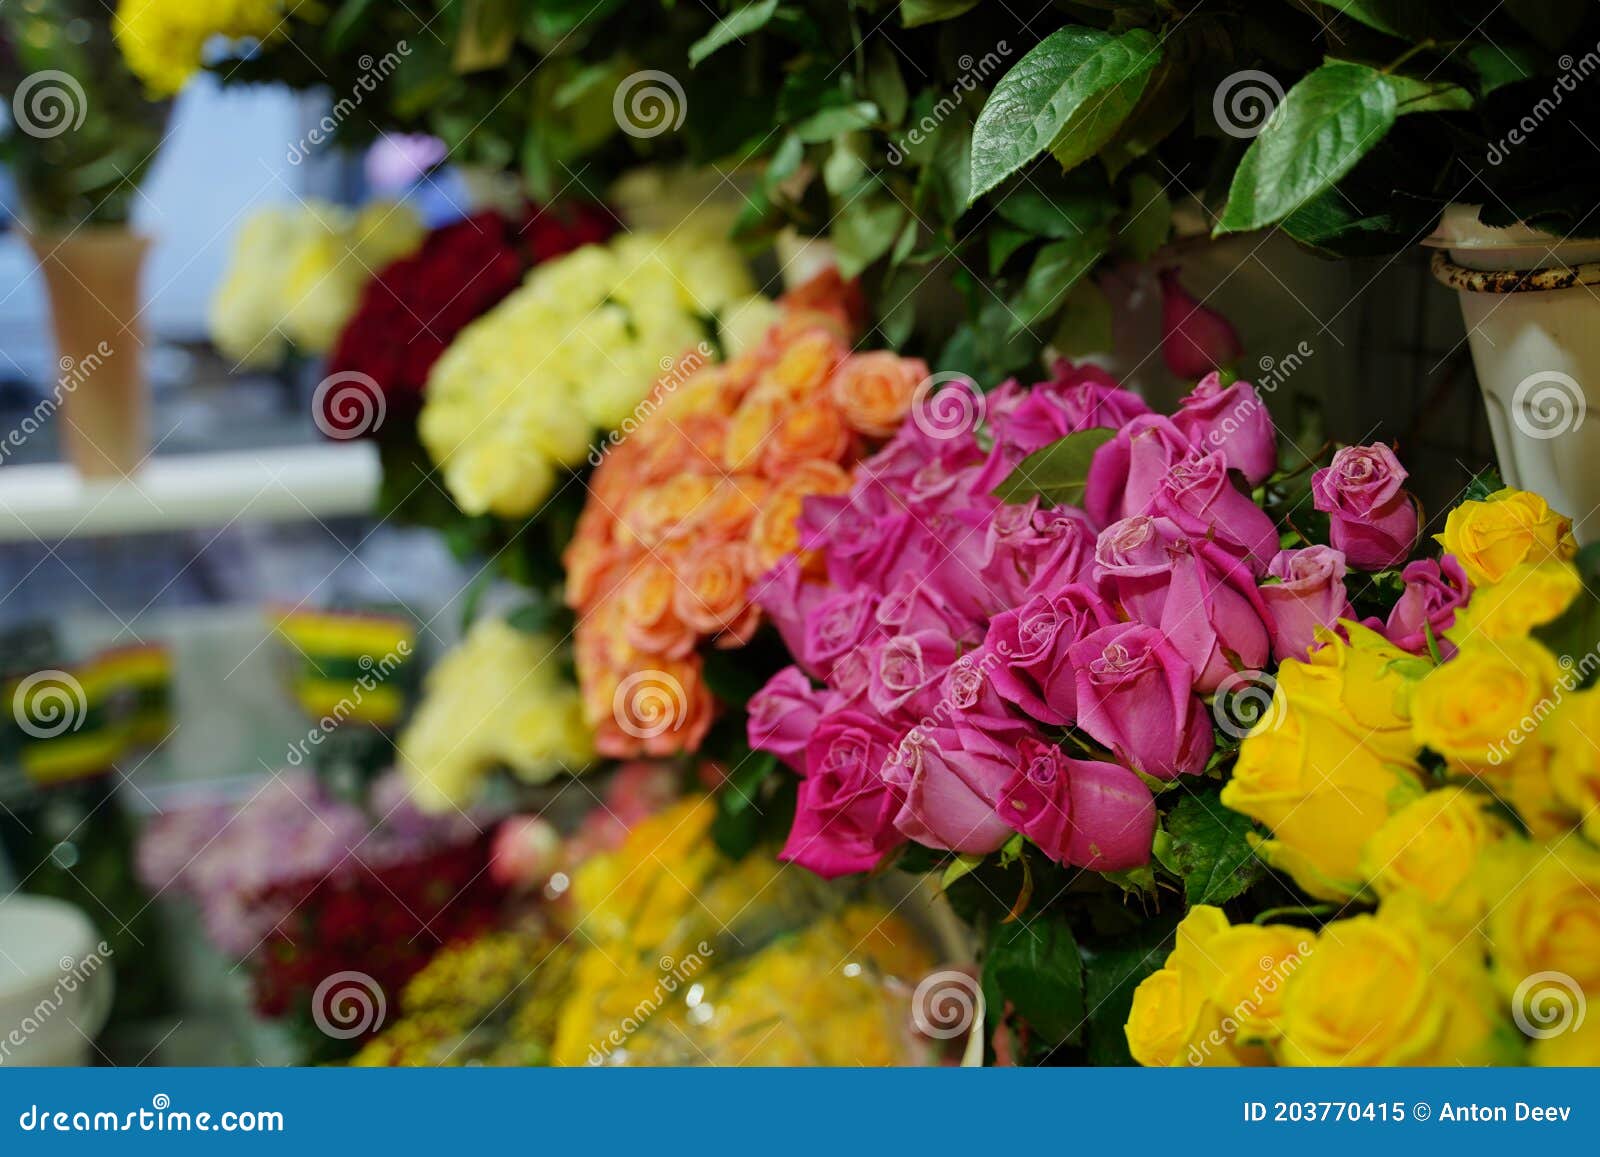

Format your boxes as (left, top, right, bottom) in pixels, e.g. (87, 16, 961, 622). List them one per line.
(1425, 206, 1600, 541)
(0, 895, 114, 1065)
(26, 228, 151, 478)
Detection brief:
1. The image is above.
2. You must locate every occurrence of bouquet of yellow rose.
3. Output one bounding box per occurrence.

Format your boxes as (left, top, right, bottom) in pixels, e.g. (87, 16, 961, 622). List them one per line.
(209, 200, 424, 368)
(1129, 483, 1600, 1067)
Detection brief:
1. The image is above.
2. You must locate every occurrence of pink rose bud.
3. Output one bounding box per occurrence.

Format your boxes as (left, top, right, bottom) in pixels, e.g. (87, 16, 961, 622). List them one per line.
(1152, 449, 1280, 572)
(748, 666, 834, 771)
(1084, 414, 1194, 528)
(1171, 371, 1278, 485)
(1159, 267, 1243, 381)
(779, 709, 906, 878)
(1067, 622, 1215, 778)
(998, 737, 1156, 871)
(886, 714, 1027, 854)
(1310, 444, 1419, 569)
(1381, 556, 1471, 657)
(983, 585, 1114, 725)
(1260, 547, 1354, 662)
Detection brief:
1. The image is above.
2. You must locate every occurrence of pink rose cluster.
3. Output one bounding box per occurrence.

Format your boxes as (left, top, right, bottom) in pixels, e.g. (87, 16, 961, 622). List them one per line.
(747, 361, 1441, 880)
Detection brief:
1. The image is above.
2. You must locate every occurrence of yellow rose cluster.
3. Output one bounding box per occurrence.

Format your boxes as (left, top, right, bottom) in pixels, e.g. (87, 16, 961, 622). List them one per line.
(396, 618, 594, 813)
(417, 225, 765, 519)
(115, 0, 299, 96)
(1158, 487, 1600, 1065)
(210, 200, 424, 368)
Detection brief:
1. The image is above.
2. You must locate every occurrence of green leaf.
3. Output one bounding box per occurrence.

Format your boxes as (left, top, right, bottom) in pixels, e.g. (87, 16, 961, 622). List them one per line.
(1533, 542, 1600, 683)
(326, 0, 380, 52)
(987, 225, 1032, 273)
(832, 194, 907, 277)
(1165, 786, 1264, 906)
(721, 751, 779, 816)
(995, 185, 1114, 239)
(1114, 171, 1170, 261)
(1216, 61, 1398, 235)
(1463, 466, 1506, 502)
(1468, 43, 1538, 98)
(689, 0, 780, 68)
(865, 40, 910, 126)
(984, 916, 1084, 1047)
(969, 27, 1161, 203)
(1081, 915, 1179, 1065)
(1304, 0, 1448, 39)
(899, 0, 981, 27)
(1005, 229, 1109, 337)
(994, 426, 1116, 506)
(941, 853, 985, 889)
(1281, 188, 1399, 256)
(1049, 278, 1113, 359)
(1386, 74, 1473, 115)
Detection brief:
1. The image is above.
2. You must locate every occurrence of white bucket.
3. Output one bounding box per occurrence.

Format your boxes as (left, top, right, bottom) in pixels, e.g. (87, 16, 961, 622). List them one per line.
(0, 895, 115, 1066)
(1425, 205, 1600, 541)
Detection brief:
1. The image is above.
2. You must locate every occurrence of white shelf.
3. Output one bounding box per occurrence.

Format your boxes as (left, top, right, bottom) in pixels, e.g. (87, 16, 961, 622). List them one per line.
(0, 442, 381, 541)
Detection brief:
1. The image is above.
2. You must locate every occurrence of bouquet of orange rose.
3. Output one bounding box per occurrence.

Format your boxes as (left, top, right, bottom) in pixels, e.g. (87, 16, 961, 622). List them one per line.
(563, 273, 926, 759)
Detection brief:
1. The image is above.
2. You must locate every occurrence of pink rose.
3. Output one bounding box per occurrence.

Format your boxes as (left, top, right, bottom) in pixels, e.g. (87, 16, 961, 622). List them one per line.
(997, 738, 1156, 870)
(938, 650, 1015, 719)
(1093, 514, 1179, 625)
(803, 587, 881, 673)
(876, 574, 980, 643)
(1310, 444, 1419, 569)
(1158, 267, 1243, 380)
(1170, 371, 1277, 485)
(1152, 449, 1280, 572)
(885, 715, 1022, 854)
(748, 666, 836, 771)
(993, 361, 1150, 453)
(1084, 414, 1194, 528)
(750, 557, 828, 676)
(780, 709, 904, 878)
(1259, 547, 1353, 662)
(866, 629, 958, 718)
(1381, 556, 1471, 657)
(983, 585, 1113, 725)
(982, 501, 1096, 607)
(1068, 622, 1215, 778)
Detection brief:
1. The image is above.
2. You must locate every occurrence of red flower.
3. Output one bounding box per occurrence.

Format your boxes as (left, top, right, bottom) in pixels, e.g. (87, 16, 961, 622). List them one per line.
(321, 201, 616, 437)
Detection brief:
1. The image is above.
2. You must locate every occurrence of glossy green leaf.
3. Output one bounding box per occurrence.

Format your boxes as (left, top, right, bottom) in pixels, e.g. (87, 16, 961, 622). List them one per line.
(985, 916, 1084, 1046)
(994, 426, 1116, 505)
(1165, 786, 1264, 906)
(969, 27, 1161, 203)
(1005, 228, 1109, 337)
(689, 0, 780, 68)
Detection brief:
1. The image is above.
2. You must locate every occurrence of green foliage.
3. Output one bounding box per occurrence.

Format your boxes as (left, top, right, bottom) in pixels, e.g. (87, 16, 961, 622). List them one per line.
(1164, 785, 1265, 906)
(993, 427, 1116, 506)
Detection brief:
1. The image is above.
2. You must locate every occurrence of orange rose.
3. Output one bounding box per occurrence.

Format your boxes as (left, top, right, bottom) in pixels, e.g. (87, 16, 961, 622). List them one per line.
(762, 401, 851, 476)
(621, 474, 718, 546)
(829, 351, 926, 437)
(762, 327, 847, 400)
(592, 656, 715, 759)
(673, 541, 752, 635)
(621, 562, 697, 659)
(724, 395, 780, 472)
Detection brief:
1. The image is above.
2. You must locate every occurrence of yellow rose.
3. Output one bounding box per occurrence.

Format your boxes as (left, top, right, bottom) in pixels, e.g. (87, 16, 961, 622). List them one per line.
(1198, 924, 1314, 1044)
(1410, 638, 1562, 771)
(1446, 560, 1581, 646)
(1483, 840, 1600, 999)
(1360, 786, 1512, 924)
(1530, 1016, 1600, 1066)
(1437, 487, 1577, 586)
(1540, 688, 1600, 840)
(1291, 622, 1425, 764)
(1277, 907, 1511, 1065)
(1125, 907, 1274, 1067)
(1223, 702, 1424, 900)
